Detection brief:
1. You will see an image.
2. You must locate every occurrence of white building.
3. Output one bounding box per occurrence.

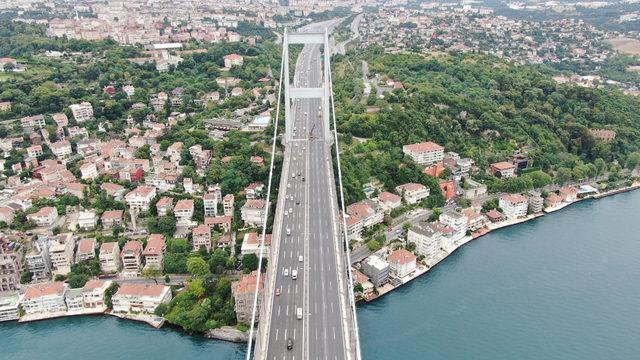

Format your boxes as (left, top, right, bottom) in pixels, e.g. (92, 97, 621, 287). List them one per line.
(346, 200, 384, 228)
(408, 222, 453, 258)
(27, 207, 58, 227)
(48, 233, 75, 275)
(174, 199, 194, 224)
(121, 240, 143, 272)
(20, 282, 68, 314)
(77, 210, 97, 231)
(99, 242, 121, 273)
(111, 284, 172, 313)
(241, 199, 267, 228)
(395, 183, 430, 204)
(125, 186, 157, 212)
(50, 140, 73, 160)
(439, 211, 468, 241)
(203, 193, 218, 217)
(0, 293, 20, 322)
(82, 279, 112, 308)
(402, 141, 444, 165)
(80, 162, 98, 180)
(69, 102, 94, 123)
(499, 194, 529, 219)
(387, 249, 417, 278)
(240, 232, 272, 259)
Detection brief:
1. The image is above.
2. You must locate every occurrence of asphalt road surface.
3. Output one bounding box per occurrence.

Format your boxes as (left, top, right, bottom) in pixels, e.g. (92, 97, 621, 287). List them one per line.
(264, 22, 352, 360)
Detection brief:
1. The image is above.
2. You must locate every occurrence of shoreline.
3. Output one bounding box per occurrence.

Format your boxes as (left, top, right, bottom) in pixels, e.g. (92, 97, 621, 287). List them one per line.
(359, 182, 640, 303)
(4, 183, 639, 343)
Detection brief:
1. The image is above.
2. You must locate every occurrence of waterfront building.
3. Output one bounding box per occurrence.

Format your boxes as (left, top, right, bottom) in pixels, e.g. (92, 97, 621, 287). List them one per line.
(0, 239, 22, 294)
(461, 208, 487, 231)
(395, 183, 430, 204)
(527, 192, 545, 213)
(21, 282, 68, 314)
(499, 194, 529, 219)
(486, 209, 504, 223)
(0, 293, 20, 322)
(111, 284, 172, 314)
(361, 255, 390, 287)
(232, 271, 265, 324)
(82, 279, 112, 308)
(545, 194, 564, 208)
(559, 187, 578, 202)
(387, 249, 417, 279)
(143, 234, 166, 269)
(65, 288, 84, 311)
(48, 233, 75, 275)
(408, 221, 453, 258)
(121, 241, 143, 273)
(99, 242, 121, 273)
(402, 141, 444, 166)
(439, 210, 469, 241)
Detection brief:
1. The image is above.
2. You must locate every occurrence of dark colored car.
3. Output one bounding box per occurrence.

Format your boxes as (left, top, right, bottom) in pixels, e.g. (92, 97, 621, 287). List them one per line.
(287, 338, 294, 350)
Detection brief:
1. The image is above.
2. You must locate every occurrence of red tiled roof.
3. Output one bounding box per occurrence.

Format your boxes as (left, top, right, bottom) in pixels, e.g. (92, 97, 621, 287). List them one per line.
(403, 141, 443, 153)
(388, 248, 416, 265)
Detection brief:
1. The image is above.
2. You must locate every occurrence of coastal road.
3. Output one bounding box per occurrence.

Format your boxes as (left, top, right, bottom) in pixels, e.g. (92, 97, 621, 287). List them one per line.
(263, 21, 353, 360)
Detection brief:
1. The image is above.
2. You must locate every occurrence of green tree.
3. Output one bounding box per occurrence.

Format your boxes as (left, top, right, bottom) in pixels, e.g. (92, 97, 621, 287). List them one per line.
(187, 256, 210, 277)
(241, 253, 259, 273)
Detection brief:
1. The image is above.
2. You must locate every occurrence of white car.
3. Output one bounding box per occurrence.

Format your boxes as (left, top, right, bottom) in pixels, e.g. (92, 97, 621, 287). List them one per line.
(285, 210, 289, 216)
(284, 268, 289, 277)
(291, 269, 298, 280)
(298, 255, 303, 262)
(286, 194, 289, 200)
(296, 307, 303, 320)
(286, 228, 291, 236)
(287, 183, 291, 188)
(289, 207, 293, 214)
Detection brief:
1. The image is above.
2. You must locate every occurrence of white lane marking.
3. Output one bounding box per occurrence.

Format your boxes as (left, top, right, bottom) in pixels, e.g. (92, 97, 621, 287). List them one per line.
(275, 328, 279, 341)
(286, 305, 289, 316)
(333, 326, 336, 340)
(331, 302, 334, 313)
(278, 305, 281, 316)
(293, 328, 297, 340)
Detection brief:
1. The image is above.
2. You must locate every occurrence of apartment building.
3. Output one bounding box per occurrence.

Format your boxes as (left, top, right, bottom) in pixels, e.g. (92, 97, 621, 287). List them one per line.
(155, 197, 173, 216)
(48, 233, 75, 275)
(101, 210, 124, 229)
(395, 183, 430, 204)
(0, 240, 21, 294)
(490, 161, 517, 178)
(439, 210, 469, 241)
(387, 248, 417, 279)
(241, 199, 267, 228)
(21, 282, 68, 314)
(27, 206, 58, 227)
(402, 141, 444, 165)
(82, 279, 112, 308)
(75, 238, 96, 262)
(223, 54, 244, 68)
(202, 193, 218, 216)
(99, 242, 121, 273)
(69, 102, 94, 123)
(111, 284, 171, 314)
(120, 240, 143, 272)
(50, 140, 73, 160)
(223, 194, 235, 216)
(361, 255, 390, 287)
(192, 225, 212, 252)
(499, 194, 529, 219)
(125, 185, 157, 212)
(143, 234, 166, 269)
(174, 199, 194, 224)
(232, 271, 264, 323)
(346, 200, 384, 229)
(77, 210, 97, 230)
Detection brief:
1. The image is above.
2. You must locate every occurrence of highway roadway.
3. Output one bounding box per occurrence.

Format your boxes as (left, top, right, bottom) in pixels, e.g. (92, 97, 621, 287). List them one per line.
(263, 24, 351, 360)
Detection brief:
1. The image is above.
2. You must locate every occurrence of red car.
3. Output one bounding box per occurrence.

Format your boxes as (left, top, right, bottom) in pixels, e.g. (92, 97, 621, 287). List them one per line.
(275, 287, 281, 296)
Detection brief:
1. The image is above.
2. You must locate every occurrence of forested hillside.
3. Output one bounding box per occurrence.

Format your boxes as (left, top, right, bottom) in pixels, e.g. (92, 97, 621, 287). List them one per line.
(332, 47, 640, 202)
